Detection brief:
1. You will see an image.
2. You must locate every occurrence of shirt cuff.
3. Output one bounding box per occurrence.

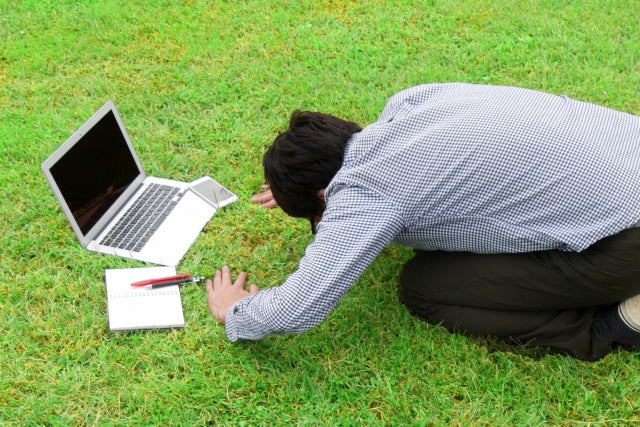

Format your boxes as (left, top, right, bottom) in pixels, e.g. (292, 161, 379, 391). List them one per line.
(224, 302, 242, 342)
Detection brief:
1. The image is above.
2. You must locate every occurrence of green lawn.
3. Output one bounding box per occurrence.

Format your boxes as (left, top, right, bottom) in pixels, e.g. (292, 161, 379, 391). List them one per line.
(2, 0, 640, 424)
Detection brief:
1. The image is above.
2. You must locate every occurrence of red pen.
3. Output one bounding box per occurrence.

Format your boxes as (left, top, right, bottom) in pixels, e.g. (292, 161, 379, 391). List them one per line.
(130, 273, 191, 287)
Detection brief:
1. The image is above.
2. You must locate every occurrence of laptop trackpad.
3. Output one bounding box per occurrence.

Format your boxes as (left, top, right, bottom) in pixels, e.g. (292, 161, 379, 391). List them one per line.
(138, 191, 215, 265)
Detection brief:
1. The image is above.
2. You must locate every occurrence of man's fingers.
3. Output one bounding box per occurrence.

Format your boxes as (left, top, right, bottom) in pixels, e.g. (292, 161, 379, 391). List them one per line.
(250, 192, 270, 202)
(210, 267, 253, 293)
(212, 269, 222, 288)
(234, 271, 247, 288)
(262, 199, 278, 208)
(213, 267, 249, 289)
(250, 185, 278, 208)
(221, 265, 232, 285)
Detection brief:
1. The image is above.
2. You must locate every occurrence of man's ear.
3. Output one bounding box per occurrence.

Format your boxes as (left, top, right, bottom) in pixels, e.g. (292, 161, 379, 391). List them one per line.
(317, 189, 326, 200)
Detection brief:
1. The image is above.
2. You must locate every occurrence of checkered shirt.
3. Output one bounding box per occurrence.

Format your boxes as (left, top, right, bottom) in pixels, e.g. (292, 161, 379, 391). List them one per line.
(225, 82, 640, 342)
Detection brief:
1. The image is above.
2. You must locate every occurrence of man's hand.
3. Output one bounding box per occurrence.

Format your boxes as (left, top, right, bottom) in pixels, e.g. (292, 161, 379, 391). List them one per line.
(250, 184, 278, 208)
(206, 266, 259, 323)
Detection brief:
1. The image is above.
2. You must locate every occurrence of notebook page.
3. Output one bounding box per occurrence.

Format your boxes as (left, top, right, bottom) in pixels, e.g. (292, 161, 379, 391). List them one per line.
(105, 266, 185, 331)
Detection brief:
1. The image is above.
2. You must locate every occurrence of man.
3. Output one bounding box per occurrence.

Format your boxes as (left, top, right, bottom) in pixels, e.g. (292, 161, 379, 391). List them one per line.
(206, 82, 640, 361)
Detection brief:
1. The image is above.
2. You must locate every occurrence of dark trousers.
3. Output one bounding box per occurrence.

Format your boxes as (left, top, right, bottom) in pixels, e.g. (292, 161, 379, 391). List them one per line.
(399, 227, 640, 361)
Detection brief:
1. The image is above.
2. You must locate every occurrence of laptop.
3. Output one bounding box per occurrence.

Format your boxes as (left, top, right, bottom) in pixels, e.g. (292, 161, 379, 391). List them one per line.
(41, 100, 236, 266)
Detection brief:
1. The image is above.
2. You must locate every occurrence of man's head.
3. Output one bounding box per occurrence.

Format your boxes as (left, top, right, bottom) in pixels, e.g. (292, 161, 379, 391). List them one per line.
(263, 110, 362, 228)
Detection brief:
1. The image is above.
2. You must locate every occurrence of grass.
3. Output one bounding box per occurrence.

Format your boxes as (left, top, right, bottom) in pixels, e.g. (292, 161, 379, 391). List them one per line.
(2, 0, 640, 424)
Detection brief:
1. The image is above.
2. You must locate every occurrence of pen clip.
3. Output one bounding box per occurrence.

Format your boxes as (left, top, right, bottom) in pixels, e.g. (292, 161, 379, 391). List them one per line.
(130, 273, 191, 287)
(148, 275, 206, 289)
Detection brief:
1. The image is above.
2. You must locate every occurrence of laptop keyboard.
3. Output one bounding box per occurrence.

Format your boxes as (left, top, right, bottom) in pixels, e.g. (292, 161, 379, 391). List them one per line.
(100, 183, 184, 252)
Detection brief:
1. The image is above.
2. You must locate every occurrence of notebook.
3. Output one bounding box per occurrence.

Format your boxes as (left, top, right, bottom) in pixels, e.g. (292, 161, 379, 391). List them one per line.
(41, 100, 236, 266)
(105, 266, 185, 331)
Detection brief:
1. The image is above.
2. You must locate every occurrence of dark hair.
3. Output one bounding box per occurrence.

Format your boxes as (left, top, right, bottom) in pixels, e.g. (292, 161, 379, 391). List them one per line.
(263, 110, 362, 227)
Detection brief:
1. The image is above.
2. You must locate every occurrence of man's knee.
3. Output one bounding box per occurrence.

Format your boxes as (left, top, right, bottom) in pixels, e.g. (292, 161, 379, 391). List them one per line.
(398, 252, 437, 315)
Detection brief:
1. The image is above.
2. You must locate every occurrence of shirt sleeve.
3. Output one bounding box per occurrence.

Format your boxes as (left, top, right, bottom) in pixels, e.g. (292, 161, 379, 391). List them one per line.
(224, 185, 404, 341)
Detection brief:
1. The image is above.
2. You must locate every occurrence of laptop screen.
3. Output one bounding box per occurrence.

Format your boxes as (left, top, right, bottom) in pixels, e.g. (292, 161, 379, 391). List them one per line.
(49, 110, 140, 236)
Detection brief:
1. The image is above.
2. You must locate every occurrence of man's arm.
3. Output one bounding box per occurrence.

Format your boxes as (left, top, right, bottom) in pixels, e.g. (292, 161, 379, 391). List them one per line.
(205, 186, 274, 323)
(218, 185, 404, 341)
